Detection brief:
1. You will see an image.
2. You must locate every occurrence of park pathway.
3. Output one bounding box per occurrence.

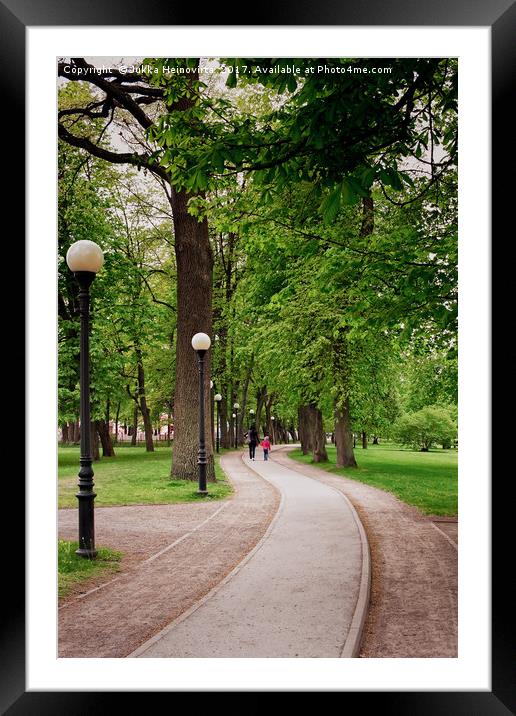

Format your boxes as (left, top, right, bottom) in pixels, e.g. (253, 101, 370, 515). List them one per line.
(270, 446, 458, 658)
(58, 451, 279, 657)
(132, 449, 368, 658)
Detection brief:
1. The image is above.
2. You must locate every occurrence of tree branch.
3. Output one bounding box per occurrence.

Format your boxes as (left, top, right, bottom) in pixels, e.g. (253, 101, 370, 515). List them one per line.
(58, 122, 170, 182)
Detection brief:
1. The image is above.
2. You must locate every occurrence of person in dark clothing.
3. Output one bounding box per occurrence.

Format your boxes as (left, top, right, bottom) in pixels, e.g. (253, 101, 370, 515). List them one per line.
(248, 424, 259, 460)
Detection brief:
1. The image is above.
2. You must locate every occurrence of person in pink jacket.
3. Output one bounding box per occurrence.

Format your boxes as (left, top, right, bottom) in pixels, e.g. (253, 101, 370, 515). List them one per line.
(261, 435, 271, 461)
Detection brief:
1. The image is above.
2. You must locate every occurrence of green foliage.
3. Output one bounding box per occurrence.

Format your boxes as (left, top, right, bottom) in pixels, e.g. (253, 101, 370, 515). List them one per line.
(145, 57, 458, 221)
(58, 58, 458, 466)
(58, 83, 178, 427)
(392, 405, 457, 451)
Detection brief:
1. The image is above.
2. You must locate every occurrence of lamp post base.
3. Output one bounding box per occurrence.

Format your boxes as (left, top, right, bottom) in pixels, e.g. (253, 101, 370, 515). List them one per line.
(75, 547, 98, 559)
(197, 489, 209, 496)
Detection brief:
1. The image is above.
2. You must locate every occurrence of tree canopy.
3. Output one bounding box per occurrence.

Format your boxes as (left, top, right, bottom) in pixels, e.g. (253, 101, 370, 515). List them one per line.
(58, 57, 458, 469)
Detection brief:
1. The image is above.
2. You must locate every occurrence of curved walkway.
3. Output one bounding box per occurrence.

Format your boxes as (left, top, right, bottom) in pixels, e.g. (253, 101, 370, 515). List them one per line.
(271, 446, 458, 658)
(58, 452, 279, 657)
(132, 450, 368, 658)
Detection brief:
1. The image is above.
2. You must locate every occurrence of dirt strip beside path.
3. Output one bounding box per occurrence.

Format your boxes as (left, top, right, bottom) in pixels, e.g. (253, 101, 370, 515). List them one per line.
(58, 452, 279, 657)
(271, 446, 457, 658)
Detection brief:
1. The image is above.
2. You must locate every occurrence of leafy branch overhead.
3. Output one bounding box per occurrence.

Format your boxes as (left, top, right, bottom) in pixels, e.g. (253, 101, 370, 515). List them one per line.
(144, 57, 457, 219)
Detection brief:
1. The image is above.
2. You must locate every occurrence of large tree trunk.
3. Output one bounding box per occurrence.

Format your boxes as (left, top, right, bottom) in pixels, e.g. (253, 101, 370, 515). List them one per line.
(361, 431, 368, 449)
(61, 422, 69, 444)
(170, 188, 214, 481)
(96, 419, 115, 457)
(309, 404, 328, 462)
(298, 405, 316, 455)
(335, 399, 357, 468)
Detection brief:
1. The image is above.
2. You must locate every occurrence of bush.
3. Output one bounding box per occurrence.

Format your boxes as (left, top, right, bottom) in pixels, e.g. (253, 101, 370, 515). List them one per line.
(393, 405, 457, 451)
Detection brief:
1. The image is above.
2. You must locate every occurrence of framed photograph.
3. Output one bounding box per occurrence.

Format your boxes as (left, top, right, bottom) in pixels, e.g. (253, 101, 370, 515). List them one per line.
(8, 0, 509, 710)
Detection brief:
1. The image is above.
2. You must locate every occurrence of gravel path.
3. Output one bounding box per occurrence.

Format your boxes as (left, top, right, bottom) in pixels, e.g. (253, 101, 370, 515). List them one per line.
(132, 452, 366, 658)
(58, 446, 457, 659)
(58, 452, 279, 657)
(271, 446, 458, 658)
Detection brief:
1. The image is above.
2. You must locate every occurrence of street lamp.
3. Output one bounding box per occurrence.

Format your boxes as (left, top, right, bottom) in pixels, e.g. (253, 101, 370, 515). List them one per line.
(66, 240, 104, 559)
(249, 408, 255, 430)
(191, 332, 211, 495)
(271, 415, 275, 445)
(233, 403, 240, 448)
(214, 393, 222, 453)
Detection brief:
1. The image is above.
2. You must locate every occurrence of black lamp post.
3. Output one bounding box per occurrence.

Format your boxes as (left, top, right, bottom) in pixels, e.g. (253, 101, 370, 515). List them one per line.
(249, 408, 255, 431)
(66, 240, 104, 559)
(232, 412, 236, 448)
(271, 415, 275, 445)
(191, 332, 211, 495)
(233, 403, 239, 448)
(214, 392, 222, 453)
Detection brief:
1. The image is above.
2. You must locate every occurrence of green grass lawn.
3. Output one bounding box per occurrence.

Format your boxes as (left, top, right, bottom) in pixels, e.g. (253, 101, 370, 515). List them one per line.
(58, 446, 233, 508)
(58, 539, 122, 597)
(288, 443, 457, 516)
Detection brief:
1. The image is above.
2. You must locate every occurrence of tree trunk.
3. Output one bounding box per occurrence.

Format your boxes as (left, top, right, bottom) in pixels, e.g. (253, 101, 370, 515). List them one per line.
(298, 405, 314, 455)
(309, 404, 328, 462)
(264, 393, 272, 441)
(210, 384, 215, 450)
(114, 401, 121, 445)
(335, 399, 357, 468)
(135, 351, 154, 453)
(90, 421, 100, 461)
(131, 404, 138, 446)
(373, 435, 379, 445)
(170, 188, 214, 480)
(239, 355, 254, 443)
(362, 431, 368, 449)
(61, 422, 69, 444)
(256, 385, 267, 436)
(220, 397, 229, 449)
(96, 419, 115, 457)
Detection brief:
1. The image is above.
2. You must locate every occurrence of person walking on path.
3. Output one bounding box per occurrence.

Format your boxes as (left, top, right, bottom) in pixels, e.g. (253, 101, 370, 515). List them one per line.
(248, 424, 259, 460)
(261, 435, 271, 461)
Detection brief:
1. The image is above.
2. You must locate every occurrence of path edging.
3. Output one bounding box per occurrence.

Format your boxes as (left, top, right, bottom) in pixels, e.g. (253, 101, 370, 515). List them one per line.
(274, 445, 371, 658)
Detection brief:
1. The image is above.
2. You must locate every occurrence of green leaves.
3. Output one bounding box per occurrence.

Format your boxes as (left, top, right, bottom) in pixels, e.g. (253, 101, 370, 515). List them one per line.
(320, 184, 342, 223)
(320, 177, 366, 223)
(379, 168, 403, 191)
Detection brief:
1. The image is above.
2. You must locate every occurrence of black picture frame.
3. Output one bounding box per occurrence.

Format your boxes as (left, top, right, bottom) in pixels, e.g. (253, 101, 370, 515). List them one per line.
(7, 0, 512, 711)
